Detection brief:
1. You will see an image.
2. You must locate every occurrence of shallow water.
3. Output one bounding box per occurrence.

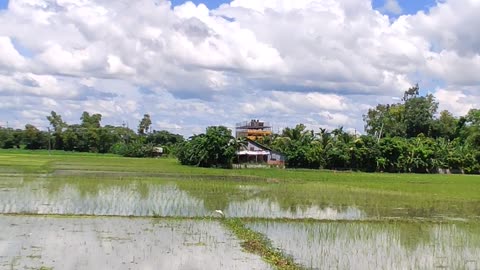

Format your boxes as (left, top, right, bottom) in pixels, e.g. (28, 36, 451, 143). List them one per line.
(0, 174, 365, 220)
(0, 216, 272, 270)
(225, 199, 363, 220)
(247, 220, 480, 270)
(0, 173, 478, 221)
(0, 179, 207, 217)
(1, 171, 480, 269)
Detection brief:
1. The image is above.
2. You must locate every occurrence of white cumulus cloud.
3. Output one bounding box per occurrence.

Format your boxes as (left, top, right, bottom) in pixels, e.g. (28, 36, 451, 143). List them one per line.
(0, 0, 478, 135)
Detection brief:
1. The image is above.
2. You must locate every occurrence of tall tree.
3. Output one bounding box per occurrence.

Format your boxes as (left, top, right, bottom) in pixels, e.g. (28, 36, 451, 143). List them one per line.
(365, 86, 438, 139)
(23, 124, 47, 150)
(363, 103, 406, 139)
(431, 110, 458, 140)
(0, 128, 21, 149)
(146, 130, 184, 145)
(463, 109, 480, 149)
(404, 93, 438, 137)
(138, 114, 152, 135)
(46, 111, 67, 149)
(402, 84, 420, 101)
(80, 112, 102, 128)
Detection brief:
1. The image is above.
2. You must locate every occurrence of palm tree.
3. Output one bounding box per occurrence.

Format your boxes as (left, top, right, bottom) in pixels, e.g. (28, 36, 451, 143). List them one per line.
(229, 136, 247, 164)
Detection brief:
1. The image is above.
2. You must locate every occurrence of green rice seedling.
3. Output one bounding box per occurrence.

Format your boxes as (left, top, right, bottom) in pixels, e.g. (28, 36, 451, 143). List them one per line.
(246, 220, 480, 270)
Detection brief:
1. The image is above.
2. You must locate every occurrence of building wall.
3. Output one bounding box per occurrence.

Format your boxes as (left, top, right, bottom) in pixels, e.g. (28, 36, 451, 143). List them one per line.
(270, 152, 284, 162)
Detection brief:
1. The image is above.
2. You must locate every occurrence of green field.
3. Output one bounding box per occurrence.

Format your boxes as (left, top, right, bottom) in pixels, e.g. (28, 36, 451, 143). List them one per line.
(1, 150, 480, 269)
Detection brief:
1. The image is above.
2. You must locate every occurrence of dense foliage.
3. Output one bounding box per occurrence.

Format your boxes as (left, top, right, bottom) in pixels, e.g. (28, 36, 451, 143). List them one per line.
(176, 126, 240, 168)
(260, 86, 480, 173)
(0, 111, 184, 158)
(3, 85, 480, 173)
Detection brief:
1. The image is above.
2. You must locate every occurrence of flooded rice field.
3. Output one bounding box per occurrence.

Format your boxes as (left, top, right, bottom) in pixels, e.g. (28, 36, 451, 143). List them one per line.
(0, 174, 364, 219)
(1, 170, 480, 269)
(247, 220, 480, 270)
(1, 172, 479, 221)
(0, 216, 271, 270)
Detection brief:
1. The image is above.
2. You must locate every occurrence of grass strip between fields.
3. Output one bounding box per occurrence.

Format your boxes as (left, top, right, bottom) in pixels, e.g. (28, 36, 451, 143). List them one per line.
(2, 213, 476, 225)
(222, 218, 304, 270)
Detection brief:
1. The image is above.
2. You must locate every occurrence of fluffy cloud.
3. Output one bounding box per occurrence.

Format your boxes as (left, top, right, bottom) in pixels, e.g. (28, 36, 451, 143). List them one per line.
(434, 88, 480, 116)
(0, 73, 79, 98)
(216, 0, 415, 95)
(0, 0, 479, 135)
(380, 0, 402, 15)
(0, 36, 27, 69)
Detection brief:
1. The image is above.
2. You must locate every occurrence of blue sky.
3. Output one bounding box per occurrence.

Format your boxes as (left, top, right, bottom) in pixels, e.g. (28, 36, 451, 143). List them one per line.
(0, 0, 8, 9)
(371, 0, 437, 14)
(170, 0, 437, 14)
(171, 0, 226, 9)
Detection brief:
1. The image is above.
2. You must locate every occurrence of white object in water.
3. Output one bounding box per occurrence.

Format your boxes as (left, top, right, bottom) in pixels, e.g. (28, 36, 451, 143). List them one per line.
(214, 210, 225, 217)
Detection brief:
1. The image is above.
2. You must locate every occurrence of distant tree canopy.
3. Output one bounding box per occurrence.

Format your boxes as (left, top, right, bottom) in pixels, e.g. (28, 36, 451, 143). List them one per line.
(174, 84, 480, 173)
(138, 114, 152, 135)
(363, 85, 439, 138)
(0, 111, 184, 158)
(259, 85, 480, 173)
(3, 85, 480, 173)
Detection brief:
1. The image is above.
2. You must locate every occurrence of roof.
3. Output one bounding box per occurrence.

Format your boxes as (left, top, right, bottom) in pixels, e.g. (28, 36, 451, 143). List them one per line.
(244, 139, 284, 156)
(246, 139, 272, 150)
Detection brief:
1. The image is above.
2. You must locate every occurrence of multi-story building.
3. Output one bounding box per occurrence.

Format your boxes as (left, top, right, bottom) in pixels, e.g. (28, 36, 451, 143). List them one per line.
(235, 119, 272, 141)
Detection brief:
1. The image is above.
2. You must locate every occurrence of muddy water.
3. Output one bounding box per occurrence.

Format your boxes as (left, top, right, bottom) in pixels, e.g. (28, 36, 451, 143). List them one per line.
(0, 216, 272, 270)
(247, 220, 480, 270)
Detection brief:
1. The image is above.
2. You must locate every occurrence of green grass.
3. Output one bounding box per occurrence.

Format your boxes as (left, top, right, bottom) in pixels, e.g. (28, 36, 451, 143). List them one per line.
(1, 149, 479, 202)
(0, 149, 117, 173)
(2, 150, 479, 269)
(0, 150, 479, 220)
(223, 218, 303, 270)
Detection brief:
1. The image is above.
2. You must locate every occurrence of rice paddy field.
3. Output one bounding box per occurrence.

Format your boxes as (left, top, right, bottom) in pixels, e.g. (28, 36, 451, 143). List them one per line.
(1, 150, 479, 269)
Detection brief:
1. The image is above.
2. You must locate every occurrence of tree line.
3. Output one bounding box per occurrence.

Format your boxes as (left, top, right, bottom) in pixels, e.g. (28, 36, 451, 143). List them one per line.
(0, 112, 183, 157)
(264, 85, 480, 173)
(177, 85, 480, 173)
(2, 85, 480, 173)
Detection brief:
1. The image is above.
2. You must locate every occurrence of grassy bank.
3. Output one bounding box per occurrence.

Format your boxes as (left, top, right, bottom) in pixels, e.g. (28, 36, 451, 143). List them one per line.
(223, 218, 303, 270)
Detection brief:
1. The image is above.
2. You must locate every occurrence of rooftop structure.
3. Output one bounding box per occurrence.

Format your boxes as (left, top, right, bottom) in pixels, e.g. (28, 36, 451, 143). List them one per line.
(235, 120, 272, 141)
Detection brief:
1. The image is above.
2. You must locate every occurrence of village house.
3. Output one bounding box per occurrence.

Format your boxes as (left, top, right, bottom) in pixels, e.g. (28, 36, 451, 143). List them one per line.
(235, 120, 285, 167)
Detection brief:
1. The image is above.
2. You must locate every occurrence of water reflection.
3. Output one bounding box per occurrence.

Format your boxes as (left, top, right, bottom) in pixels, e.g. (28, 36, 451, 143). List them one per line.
(0, 216, 272, 270)
(0, 174, 363, 220)
(2, 184, 208, 217)
(247, 221, 480, 270)
(2, 173, 478, 220)
(226, 199, 363, 220)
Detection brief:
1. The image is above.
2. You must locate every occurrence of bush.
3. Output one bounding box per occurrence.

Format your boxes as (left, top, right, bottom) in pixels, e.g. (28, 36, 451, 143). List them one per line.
(177, 126, 236, 168)
(111, 141, 156, 158)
